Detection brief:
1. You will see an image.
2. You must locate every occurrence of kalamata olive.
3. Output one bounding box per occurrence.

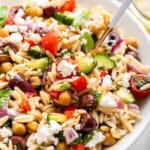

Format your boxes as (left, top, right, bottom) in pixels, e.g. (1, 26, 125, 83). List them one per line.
(11, 136, 26, 150)
(9, 75, 35, 93)
(43, 6, 58, 18)
(79, 94, 97, 110)
(80, 113, 97, 133)
(0, 42, 18, 53)
(9, 6, 23, 17)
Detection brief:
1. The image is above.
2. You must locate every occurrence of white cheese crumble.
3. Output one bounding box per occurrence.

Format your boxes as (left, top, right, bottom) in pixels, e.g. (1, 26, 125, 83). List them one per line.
(85, 131, 105, 148)
(101, 75, 113, 86)
(122, 73, 131, 88)
(4, 25, 18, 32)
(18, 26, 28, 32)
(22, 42, 30, 51)
(29, 33, 41, 44)
(8, 33, 23, 43)
(0, 127, 13, 138)
(57, 60, 77, 77)
(35, 121, 62, 145)
(46, 146, 55, 150)
(32, 0, 50, 7)
(100, 94, 117, 108)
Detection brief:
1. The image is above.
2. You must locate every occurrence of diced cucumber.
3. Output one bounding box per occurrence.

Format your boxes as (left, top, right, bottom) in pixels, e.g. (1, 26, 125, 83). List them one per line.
(28, 57, 49, 71)
(80, 31, 94, 51)
(73, 10, 91, 27)
(53, 82, 71, 91)
(28, 46, 46, 58)
(47, 113, 67, 123)
(77, 56, 97, 74)
(54, 12, 74, 26)
(111, 54, 121, 62)
(94, 54, 116, 70)
(62, 51, 74, 58)
(92, 91, 102, 102)
(117, 87, 135, 103)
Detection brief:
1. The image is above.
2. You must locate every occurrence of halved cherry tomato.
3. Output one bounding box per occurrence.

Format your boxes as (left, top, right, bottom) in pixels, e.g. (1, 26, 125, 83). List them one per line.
(26, 92, 37, 99)
(20, 99, 31, 113)
(24, 39, 35, 48)
(56, 58, 78, 79)
(48, 91, 60, 99)
(130, 74, 150, 97)
(4, 17, 15, 26)
(73, 143, 86, 150)
(1, 76, 8, 82)
(100, 70, 108, 78)
(64, 106, 76, 120)
(60, 0, 76, 12)
(41, 31, 59, 55)
(72, 75, 88, 92)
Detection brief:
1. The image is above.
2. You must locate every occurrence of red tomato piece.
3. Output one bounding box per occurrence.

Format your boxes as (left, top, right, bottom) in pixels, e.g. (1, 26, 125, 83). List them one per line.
(100, 70, 108, 78)
(130, 74, 150, 97)
(56, 58, 78, 79)
(4, 17, 15, 26)
(26, 92, 37, 99)
(73, 143, 86, 150)
(48, 91, 60, 99)
(72, 75, 88, 92)
(64, 106, 76, 120)
(24, 39, 35, 48)
(60, 0, 76, 12)
(1, 76, 8, 82)
(20, 99, 31, 113)
(41, 31, 59, 55)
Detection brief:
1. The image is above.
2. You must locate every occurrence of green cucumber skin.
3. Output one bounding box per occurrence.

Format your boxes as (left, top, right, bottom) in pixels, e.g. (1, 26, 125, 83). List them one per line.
(94, 54, 116, 70)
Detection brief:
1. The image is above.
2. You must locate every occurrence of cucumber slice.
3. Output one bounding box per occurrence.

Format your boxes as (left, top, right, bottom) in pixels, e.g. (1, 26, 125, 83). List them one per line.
(80, 31, 94, 51)
(77, 56, 97, 74)
(28, 46, 46, 58)
(54, 12, 74, 25)
(62, 51, 74, 58)
(47, 113, 67, 123)
(94, 54, 116, 70)
(134, 0, 150, 20)
(53, 82, 71, 91)
(28, 57, 49, 71)
(117, 87, 135, 103)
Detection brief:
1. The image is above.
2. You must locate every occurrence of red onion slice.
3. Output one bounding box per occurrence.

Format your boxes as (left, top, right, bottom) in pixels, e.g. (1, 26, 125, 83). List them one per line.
(127, 64, 144, 74)
(116, 98, 124, 109)
(0, 106, 7, 118)
(128, 104, 140, 114)
(112, 40, 123, 53)
(64, 127, 79, 144)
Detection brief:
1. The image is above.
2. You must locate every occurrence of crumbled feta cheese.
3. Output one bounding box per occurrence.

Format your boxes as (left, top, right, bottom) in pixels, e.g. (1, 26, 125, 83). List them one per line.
(101, 75, 113, 86)
(29, 33, 41, 44)
(100, 94, 117, 107)
(122, 73, 131, 88)
(14, 17, 25, 25)
(35, 121, 62, 145)
(85, 131, 105, 148)
(0, 127, 13, 138)
(32, 0, 50, 7)
(16, 9, 25, 18)
(4, 25, 18, 32)
(8, 33, 23, 43)
(18, 26, 28, 32)
(22, 42, 30, 51)
(57, 60, 77, 77)
(46, 146, 55, 150)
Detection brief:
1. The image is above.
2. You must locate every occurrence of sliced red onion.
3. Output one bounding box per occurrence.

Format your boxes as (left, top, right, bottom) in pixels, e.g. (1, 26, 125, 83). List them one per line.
(11, 136, 26, 149)
(116, 98, 124, 109)
(64, 127, 79, 144)
(112, 40, 123, 53)
(128, 104, 140, 114)
(126, 51, 140, 61)
(0, 106, 8, 118)
(24, 21, 34, 30)
(127, 64, 144, 74)
(7, 108, 19, 119)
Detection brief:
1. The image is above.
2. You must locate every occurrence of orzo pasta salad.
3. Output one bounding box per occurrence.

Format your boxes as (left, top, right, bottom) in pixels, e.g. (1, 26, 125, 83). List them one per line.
(0, 0, 150, 150)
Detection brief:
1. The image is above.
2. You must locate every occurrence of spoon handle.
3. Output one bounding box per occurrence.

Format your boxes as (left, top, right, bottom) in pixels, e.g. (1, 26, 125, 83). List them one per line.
(96, 0, 133, 48)
(109, 0, 133, 28)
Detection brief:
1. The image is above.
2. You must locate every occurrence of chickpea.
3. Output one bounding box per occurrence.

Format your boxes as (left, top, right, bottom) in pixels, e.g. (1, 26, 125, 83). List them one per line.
(0, 62, 13, 73)
(125, 37, 138, 48)
(26, 121, 39, 133)
(26, 6, 43, 17)
(102, 133, 116, 146)
(56, 142, 68, 150)
(12, 122, 26, 136)
(0, 28, 9, 38)
(58, 91, 71, 106)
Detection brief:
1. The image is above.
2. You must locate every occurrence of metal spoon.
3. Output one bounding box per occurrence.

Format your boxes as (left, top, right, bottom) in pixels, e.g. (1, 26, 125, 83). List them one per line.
(96, 0, 133, 48)
(0, 54, 11, 63)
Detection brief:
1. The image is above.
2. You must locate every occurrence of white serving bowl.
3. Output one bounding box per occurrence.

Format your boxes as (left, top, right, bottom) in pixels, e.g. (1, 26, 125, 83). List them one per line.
(1, 0, 150, 149)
